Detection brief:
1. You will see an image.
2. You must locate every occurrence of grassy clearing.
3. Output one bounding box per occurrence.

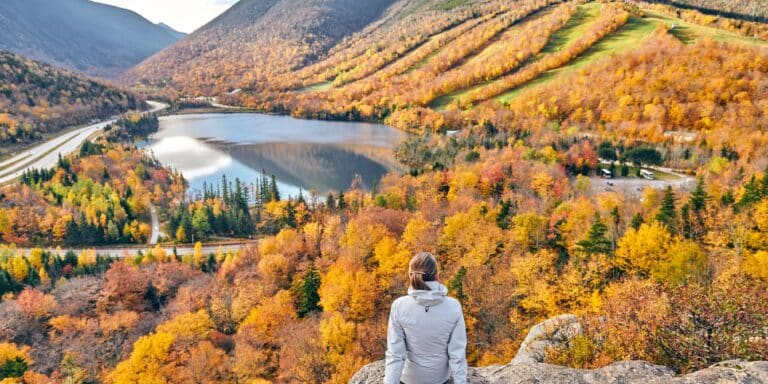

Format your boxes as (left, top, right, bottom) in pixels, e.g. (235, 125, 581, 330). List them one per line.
(539, 2, 603, 55)
(429, 5, 578, 110)
(642, 10, 768, 46)
(494, 8, 768, 103)
(297, 81, 332, 93)
(496, 14, 658, 103)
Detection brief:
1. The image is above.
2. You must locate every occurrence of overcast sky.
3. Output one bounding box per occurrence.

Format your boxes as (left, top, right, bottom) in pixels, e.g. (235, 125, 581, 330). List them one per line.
(92, 0, 238, 33)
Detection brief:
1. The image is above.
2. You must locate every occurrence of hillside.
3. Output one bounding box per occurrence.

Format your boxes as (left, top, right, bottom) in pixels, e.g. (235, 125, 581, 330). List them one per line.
(0, 0, 185, 78)
(0, 50, 143, 152)
(179, 0, 767, 165)
(125, 0, 397, 94)
(3, 1, 768, 383)
(651, 0, 768, 20)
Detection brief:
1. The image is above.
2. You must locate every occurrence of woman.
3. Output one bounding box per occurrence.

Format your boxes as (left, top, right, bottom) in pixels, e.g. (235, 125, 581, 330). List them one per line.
(384, 252, 467, 384)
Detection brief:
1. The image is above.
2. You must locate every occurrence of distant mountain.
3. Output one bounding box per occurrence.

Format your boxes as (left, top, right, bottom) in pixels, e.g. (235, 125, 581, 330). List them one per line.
(157, 23, 187, 40)
(0, 0, 185, 78)
(0, 50, 142, 151)
(125, 0, 396, 93)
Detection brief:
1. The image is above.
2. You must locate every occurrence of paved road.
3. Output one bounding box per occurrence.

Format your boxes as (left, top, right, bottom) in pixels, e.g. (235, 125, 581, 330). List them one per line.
(0, 101, 169, 184)
(14, 241, 257, 259)
(149, 203, 161, 245)
(210, 98, 242, 109)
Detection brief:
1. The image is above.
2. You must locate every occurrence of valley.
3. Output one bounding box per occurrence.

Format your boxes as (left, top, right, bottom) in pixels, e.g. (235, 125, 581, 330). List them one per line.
(0, 0, 768, 383)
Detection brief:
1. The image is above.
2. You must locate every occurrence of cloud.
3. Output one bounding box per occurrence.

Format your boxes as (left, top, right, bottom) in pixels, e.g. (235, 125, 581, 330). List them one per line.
(92, 0, 238, 33)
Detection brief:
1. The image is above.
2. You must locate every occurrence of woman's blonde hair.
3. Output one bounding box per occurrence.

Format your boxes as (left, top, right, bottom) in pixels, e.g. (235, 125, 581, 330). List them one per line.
(409, 252, 438, 291)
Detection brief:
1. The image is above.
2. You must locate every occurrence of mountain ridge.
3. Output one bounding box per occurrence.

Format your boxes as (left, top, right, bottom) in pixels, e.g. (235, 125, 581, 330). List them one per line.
(124, 0, 401, 93)
(0, 0, 184, 78)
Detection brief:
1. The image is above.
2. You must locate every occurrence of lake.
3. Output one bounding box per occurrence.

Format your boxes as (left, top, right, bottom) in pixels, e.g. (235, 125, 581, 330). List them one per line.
(143, 113, 408, 198)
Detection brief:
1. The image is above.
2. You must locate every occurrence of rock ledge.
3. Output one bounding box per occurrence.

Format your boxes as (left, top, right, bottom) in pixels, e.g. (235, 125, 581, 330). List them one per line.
(351, 314, 768, 384)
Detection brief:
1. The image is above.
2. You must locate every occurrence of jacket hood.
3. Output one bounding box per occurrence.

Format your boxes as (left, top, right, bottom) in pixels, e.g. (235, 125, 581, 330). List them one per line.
(408, 281, 448, 307)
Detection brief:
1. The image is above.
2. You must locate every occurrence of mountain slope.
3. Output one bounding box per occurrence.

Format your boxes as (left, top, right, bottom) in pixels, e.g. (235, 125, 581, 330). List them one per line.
(157, 23, 186, 40)
(0, 0, 185, 78)
(0, 50, 142, 151)
(125, 0, 396, 94)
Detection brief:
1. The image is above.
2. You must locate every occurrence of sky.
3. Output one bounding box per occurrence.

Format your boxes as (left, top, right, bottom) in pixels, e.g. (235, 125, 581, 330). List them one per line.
(92, 0, 238, 33)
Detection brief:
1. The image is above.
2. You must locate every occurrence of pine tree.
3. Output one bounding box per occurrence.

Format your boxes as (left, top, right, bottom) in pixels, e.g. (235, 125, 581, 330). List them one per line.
(680, 203, 692, 237)
(577, 217, 613, 255)
(337, 192, 347, 210)
(284, 201, 297, 228)
(270, 175, 280, 201)
(656, 186, 678, 234)
(221, 174, 230, 205)
(496, 199, 514, 230)
(689, 177, 708, 212)
(762, 165, 768, 197)
(291, 267, 322, 318)
(721, 189, 735, 206)
(631, 213, 644, 230)
(739, 175, 761, 207)
(447, 266, 467, 301)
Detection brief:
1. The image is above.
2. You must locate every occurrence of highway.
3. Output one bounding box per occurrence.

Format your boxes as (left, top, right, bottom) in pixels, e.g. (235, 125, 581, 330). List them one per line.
(0, 101, 169, 184)
(0, 100, 260, 257)
(13, 241, 258, 259)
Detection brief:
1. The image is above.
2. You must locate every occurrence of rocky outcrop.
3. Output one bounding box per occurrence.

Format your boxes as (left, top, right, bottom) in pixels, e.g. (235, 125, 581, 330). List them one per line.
(350, 315, 768, 384)
(350, 360, 768, 383)
(511, 314, 582, 365)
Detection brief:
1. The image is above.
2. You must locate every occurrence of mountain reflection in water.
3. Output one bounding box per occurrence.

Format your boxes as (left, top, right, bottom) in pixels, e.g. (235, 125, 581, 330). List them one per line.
(144, 113, 407, 197)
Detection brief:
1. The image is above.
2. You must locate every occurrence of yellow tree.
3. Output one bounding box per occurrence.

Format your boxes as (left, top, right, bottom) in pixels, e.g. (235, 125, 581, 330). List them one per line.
(318, 258, 378, 322)
(615, 222, 671, 277)
(109, 332, 175, 384)
(440, 204, 505, 267)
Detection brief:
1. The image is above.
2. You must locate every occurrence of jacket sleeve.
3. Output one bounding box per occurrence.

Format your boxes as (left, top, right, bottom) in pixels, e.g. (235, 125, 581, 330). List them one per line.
(448, 305, 468, 384)
(384, 301, 406, 384)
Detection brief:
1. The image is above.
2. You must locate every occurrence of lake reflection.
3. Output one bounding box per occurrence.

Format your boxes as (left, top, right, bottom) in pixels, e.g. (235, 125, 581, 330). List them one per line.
(144, 113, 407, 197)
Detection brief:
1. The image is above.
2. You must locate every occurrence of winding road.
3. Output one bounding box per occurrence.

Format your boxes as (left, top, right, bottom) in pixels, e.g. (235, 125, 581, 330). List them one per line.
(13, 241, 258, 259)
(0, 101, 169, 184)
(0, 100, 260, 257)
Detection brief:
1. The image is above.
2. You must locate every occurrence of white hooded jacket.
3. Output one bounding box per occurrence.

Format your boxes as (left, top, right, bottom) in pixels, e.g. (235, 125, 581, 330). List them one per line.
(384, 281, 468, 384)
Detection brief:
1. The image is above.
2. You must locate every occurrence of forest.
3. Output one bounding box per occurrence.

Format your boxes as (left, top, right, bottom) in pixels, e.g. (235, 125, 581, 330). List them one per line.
(0, 115, 185, 247)
(0, 129, 767, 382)
(1, 0, 768, 383)
(0, 50, 142, 152)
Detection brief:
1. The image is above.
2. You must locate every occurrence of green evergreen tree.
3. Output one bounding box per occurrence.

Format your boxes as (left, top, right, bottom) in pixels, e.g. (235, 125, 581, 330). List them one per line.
(192, 208, 211, 241)
(291, 267, 322, 318)
(689, 177, 708, 212)
(577, 217, 613, 255)
(496, 199, 514, 230)
(680, 203, 693, 239)
(270, 175, 280, 202)
(738, 175, 761, 207)
(0, 356, 27, 379)
(447, 266, 467, 301)
(721, 189, 735, 206)
(762, 165, 768, 197)
(656, 186, 678, 233)
(631, 213, 644, 230)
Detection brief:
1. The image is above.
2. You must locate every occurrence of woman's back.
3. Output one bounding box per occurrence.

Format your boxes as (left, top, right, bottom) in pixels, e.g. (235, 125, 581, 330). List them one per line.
(384, 281, 467, 384)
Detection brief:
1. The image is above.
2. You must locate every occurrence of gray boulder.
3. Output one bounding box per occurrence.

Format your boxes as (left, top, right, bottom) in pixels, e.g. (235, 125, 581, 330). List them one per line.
(350, 315, 768, 384)
(510, 313, 582, 365)
(350, 360, 768, 384)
